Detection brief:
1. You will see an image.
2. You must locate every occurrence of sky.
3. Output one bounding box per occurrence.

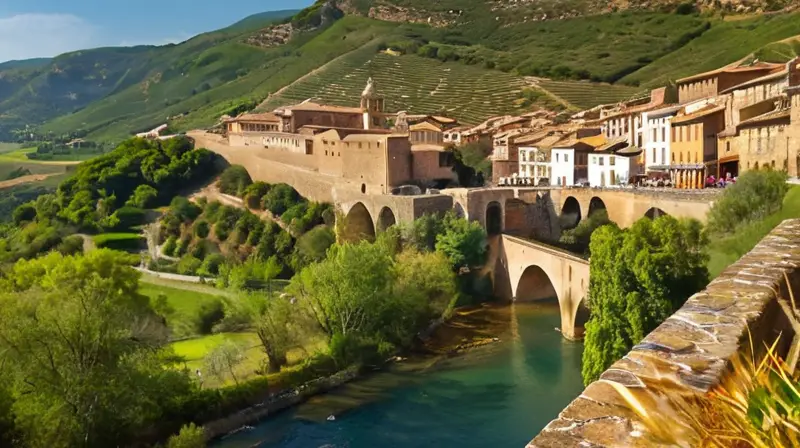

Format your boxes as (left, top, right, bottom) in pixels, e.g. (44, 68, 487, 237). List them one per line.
(0, 0, 312, 62)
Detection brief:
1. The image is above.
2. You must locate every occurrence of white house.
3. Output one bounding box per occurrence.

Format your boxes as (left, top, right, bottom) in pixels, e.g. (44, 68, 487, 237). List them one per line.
(640, 105, 682, 173)
(586, 138, 642, 187)
(518, 146, 551, 185)
(550, 147, 575, 187)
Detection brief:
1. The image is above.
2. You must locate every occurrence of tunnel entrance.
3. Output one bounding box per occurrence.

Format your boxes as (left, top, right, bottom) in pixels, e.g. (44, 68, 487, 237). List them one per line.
(588, 197, 607, 217)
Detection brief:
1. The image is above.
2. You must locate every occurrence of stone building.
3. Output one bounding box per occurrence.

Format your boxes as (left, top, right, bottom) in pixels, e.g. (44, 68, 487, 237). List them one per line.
(222, 78, 458, 195)
(676, 61, 784, 104)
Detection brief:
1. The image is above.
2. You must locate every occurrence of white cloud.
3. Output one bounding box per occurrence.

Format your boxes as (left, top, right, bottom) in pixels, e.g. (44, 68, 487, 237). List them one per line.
(0, 14, 98, 62)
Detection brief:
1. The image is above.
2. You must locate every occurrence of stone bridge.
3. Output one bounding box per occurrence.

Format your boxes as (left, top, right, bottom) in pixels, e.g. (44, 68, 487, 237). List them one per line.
(494, 235, 590, 340)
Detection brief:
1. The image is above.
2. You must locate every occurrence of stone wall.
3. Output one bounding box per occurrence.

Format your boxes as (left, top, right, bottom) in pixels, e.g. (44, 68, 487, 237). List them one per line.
(529, 219, 800, 447)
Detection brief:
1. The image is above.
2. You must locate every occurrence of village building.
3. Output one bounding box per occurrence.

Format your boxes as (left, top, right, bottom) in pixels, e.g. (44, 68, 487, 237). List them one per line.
(669, 99, 726, 188)
(676, 62, 784, 104)
(640, 105, 682, 175)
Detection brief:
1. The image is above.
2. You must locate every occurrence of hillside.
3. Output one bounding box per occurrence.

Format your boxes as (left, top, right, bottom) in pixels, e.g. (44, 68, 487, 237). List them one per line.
(2, 2, 800, 143)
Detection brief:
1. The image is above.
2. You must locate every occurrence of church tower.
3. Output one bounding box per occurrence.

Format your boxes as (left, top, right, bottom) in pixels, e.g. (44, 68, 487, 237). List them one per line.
(361, 77, 386, 129)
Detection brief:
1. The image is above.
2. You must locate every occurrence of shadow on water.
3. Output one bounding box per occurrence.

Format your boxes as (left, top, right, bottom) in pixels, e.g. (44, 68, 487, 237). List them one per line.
(214, 302, 585, 448)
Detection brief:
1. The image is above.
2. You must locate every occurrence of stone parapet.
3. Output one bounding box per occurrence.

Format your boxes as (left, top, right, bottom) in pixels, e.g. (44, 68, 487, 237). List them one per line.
(529, 219, 800, 447)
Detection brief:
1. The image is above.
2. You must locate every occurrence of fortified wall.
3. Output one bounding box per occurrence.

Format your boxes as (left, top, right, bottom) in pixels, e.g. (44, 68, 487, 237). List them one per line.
(530, 219, 800, 447)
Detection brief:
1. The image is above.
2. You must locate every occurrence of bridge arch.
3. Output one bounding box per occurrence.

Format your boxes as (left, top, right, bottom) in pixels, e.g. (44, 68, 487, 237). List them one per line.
(560, 196, 582, 230)
(486, 201, 503, 235)
(588, 196, 607, 217)
(342, 202, 375, 242)
(515, 265, 558, 302)
(453, 202, 466, 219)
(644, 207, 668, 220)
(376, 206, 397, 232)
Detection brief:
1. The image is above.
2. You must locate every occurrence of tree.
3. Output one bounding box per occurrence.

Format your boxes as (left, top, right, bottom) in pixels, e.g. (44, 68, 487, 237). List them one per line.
(194, 220, 210, 238)
(581, 216, 709, 385)
(434, 214, 487, 269)
(12, 203, 36, 225)
(170, 196, 202, 222)
(707, 168, 788, 235)
(167, 423, 206, 448)
(204, 341, 245, 385)
(288, 241, 394, 340)
(293, 225, 335, 269)
(251, 294, 295, 372)
(262, 184, 300, 216)
(0, 250, 189, 447)
(126, 184, 159, 208)
(218, 165, 252, 197)
(559, 209, 611, 255)
(453, 141, 492, 186)
(243, 181, 271, 209)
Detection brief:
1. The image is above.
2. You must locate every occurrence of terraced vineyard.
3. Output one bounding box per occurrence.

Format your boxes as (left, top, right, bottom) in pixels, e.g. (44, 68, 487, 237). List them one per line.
(259, 45, 529, 124)
(536, 80, 645, 110)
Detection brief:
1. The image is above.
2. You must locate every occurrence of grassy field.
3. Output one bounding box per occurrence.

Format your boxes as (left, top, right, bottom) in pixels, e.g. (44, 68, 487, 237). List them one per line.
(621, 12, 800, 87)
(93, 232, 145, 252)
(707, 186, 800, 279)
(536, 80, 644, 110)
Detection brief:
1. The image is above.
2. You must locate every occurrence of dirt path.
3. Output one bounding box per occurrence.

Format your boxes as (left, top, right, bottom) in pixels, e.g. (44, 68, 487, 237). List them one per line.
(257, 39, 381, 110)
(0, 173, 59, 190)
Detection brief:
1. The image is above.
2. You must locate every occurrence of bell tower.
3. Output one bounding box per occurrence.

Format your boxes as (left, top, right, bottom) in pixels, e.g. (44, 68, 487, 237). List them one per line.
(361, 77, 385, 129)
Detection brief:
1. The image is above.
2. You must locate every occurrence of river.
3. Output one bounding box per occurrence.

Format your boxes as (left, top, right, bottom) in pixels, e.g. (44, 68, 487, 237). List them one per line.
(213, 302, 584, 448)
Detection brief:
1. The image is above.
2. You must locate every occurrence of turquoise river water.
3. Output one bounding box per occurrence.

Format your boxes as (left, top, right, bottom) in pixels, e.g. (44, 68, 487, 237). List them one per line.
(213, 302, 584, 448)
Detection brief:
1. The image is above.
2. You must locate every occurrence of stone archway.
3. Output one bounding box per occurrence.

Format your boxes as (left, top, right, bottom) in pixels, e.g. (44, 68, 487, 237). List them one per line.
(342, 202, 375, 242)
(486, 201, 503, 235)
(560, 196, 582, 230)
(588, 196, 607, 217)
(644, 207, 668, 220)
(376, 206, 397, 232)
(515, 265, 558, 302)
(454, 202, 466, 219)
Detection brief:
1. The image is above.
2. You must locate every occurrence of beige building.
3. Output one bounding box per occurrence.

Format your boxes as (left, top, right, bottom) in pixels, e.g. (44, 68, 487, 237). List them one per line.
(676, 62, 784, 104)
(670, 101, 725, 188)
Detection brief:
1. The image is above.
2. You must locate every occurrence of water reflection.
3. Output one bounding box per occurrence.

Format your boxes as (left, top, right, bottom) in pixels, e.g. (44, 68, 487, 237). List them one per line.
(214, 302, 584, 448)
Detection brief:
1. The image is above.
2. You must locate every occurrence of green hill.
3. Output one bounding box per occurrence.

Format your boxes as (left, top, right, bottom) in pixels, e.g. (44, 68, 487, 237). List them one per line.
(2, 2, 800, 143)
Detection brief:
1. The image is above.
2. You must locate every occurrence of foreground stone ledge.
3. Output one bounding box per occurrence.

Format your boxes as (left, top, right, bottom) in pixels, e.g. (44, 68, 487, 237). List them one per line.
(529, 219, 800, 447)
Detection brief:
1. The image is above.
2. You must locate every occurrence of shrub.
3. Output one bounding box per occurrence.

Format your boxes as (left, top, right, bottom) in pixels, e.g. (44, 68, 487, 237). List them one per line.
(12, 203, 37, 225)
(243, 182, 271, 209)
(56, 235, 85, 255)
(166, 423, 205, 448)
(126, 185, 158, 208)
(93, 233, 145, 252)
(113, 206, 146, 230)
(194, 220, 210, 238)
(177, 255, 202, 275)
(175, 237, 191, 257)
(707, 169, 789, 235)
(163, 236, 178, 256)
(214, 222, 230, 242)
(262, 184, 300, 216)
(218, 165, 252, 197)
(196, 299, 225, 334)
(170, 196, 202, 222)
(189, 241, 207, 260)
(198, 253, 225, 276)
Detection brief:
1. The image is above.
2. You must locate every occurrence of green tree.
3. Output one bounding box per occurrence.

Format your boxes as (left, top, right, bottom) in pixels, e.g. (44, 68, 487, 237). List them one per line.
(203, 341, 245, 385)
(289, 241, 394, 340)
(581, 216, 709, 385)
(218, 165, 252, 197)
(453, 141, 492, 186)
(12, 203, 36, 225)
(170, 196, 202, 222)
(559, 209, 611, 255)
(194, 220, 210, 238)
(435, 214, 487, 269)
(242, 181, 271, 209)
(0, 250, 190, 447)
(126, 184, 159, 208)
(262, 184, 300, 216)
(707, 168, 788, 235)
(293, 225, 335, 269)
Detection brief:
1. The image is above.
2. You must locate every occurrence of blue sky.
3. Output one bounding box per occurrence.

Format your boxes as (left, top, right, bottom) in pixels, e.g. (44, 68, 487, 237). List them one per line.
(0, 0, 312, 62)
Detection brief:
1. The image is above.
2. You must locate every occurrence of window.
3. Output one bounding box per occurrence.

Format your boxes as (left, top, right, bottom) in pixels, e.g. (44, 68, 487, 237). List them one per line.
(565, 154, 569, 163)
(661, 148, 665, 164)
(662, 127, 666, 142)
(599, 157, 605, 166)
(610, 156, 615, 166)
(726, 142, 730, 153)
(556, 153, 560, 163)
(377, 142, 381, 148)
(439, 152, 454, 167)
(652, 149, 656, 164)
(359, 143, 363, 149)
(325, 150, 328, 156)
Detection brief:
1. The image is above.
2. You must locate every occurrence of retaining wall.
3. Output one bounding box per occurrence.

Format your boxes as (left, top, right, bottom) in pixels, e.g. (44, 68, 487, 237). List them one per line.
(530, 219, 800, 447)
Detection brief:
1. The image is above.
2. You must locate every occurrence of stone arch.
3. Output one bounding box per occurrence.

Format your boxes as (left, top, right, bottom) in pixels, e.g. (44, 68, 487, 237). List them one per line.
(486, 201, 503, 235)
(342, 202, 375, 242)
(644, 207, 668, 220)
(515, 265, 558, 302)
(376, 206, 397, 232)
(560, 196, 582, 230)
(504, 199, 527, 236)
(588, 196, 607, 217)
(453, 202, 466, 219)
